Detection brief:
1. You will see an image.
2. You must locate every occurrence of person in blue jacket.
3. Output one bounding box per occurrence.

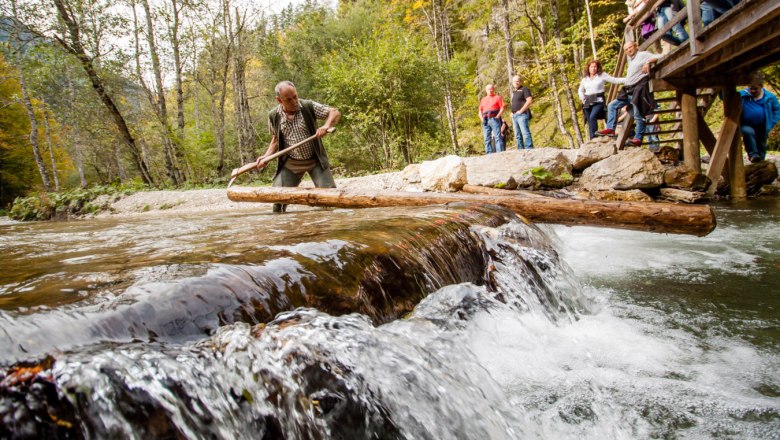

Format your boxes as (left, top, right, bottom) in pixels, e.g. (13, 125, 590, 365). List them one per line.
(740, 73, 780, 163)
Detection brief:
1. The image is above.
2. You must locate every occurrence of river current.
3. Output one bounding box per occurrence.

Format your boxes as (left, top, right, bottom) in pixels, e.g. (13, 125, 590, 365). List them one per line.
(0, 199, 777, 439)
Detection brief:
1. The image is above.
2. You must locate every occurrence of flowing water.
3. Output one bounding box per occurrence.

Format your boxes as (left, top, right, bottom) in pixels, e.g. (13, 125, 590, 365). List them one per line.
(0, 200, 778, 439)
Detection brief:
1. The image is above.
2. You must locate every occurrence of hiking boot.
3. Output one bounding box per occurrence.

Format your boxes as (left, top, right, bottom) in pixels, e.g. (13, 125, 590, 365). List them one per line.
(625, 138, 642, 147)
(595, 128, 616, 137)
(749, 155, 762, 163)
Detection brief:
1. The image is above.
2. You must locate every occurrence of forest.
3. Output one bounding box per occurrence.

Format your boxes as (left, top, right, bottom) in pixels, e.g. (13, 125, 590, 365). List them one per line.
(0, 0, 777, 208)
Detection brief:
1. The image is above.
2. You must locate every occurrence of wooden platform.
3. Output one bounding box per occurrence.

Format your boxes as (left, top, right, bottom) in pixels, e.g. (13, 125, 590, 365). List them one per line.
(613, 0, 780, 199)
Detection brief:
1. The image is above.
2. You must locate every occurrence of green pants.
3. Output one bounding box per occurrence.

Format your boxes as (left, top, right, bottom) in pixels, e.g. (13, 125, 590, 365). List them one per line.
(272, 163, 336, 212)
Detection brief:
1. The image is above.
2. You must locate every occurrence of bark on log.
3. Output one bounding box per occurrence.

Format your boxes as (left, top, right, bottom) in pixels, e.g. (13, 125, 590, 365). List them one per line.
(228, 186, 717, 236)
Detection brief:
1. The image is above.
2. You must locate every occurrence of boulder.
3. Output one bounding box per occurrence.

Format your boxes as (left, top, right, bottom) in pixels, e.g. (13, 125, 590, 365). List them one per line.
(400, 163, 421, 184)
(463, 149, 573, 189)
(663, 165, 711, 191)
(655, 146, 681, 165)
(573, 137, 617, 171)
(419, 155, 467, 192)
(579, 148, 665, 191)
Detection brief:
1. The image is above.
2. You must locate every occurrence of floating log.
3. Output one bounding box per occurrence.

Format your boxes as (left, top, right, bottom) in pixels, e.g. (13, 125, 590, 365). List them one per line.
(228, 186, 717, 236)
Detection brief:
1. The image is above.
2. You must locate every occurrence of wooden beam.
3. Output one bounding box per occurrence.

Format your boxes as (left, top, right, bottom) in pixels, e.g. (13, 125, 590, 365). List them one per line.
(728, 127, 747, 199)
(662, 73, 756, 89)
(617, 110, 634, 150)
(706, 86, 742, 195)
(639, 8, 689, 53)
(680, 89, 702, 172)
(226, 186, 718, 236)
(686, 0, 702, 55)
(609, 37, 628, 103)
(650, 79, 678, 92)
(649, 118, 683, 125)
(657, 0, 780, 78)
(691, 21, 780, 77)
(697, 111, 717, 154)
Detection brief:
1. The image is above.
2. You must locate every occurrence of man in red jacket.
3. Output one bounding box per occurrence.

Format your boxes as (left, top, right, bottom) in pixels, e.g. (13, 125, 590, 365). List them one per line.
(478, 84, 505, 154)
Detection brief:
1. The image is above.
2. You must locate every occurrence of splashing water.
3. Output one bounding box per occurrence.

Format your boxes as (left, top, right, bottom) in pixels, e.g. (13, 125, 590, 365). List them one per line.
(1, 201, 778, 438)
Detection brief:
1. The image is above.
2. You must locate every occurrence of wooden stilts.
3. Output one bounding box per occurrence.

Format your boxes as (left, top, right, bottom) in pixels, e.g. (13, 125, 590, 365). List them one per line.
(680, 88, 702, 172)
(616, 112, 634, 150)
(728, 126, 747, 199)
(706, 85, 741, 195)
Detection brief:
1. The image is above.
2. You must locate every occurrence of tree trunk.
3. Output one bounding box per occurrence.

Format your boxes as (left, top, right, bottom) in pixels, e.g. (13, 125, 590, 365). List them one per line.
(231, 7, 256, 164)
(226, 186, 717, 236)
(550, 0, 583, 146)
(140, 0, 185, 185)
(500, 0, 515, 96)
(584, 0, 597, 59)
(420, 0, 459, 155)
(532, 20, 574, 149)
(52, 0, 154, 185)
(18, 66, 52, 192)
(170, 0, 185, 133)
(65, 74, 87, 188)
(42, 107, 60, 191)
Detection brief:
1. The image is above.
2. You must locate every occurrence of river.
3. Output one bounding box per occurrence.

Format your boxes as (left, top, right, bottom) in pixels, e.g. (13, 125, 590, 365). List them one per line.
(0, 199, 777, 438)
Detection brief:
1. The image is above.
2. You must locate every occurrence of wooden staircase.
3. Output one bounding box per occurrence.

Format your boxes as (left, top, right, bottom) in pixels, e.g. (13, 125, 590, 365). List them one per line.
(607, 0, 780, 199)
(614, 88, 720, 151)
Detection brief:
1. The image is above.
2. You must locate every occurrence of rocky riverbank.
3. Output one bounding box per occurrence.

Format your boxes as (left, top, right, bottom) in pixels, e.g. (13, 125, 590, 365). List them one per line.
(93, 140, 780, 219)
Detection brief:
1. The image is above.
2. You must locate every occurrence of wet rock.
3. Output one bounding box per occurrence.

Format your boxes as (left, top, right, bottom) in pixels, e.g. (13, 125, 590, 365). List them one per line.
(717, 160, 779, 196)
(579, 148, 665, 191)
(663, 165, 711, 191)
(573, 137, 616, 171)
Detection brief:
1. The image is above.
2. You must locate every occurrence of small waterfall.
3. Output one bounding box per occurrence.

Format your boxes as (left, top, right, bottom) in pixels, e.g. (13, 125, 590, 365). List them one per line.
(0, 205, 588, 438)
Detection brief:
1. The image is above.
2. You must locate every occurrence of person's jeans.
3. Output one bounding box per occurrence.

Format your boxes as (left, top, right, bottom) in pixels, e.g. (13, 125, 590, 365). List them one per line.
(606, 97, 647, 140)
(656, 6, 688, 45)
(512, 112, 533, 149)
(701, 0, 734, 26)
(741, 124, 767, 161)
(583, 103, 604, 139)
(271, 163, 336, 212)
(482, 117, 504, 153)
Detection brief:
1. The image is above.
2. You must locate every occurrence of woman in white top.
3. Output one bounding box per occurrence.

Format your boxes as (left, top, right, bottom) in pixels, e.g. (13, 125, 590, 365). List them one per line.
(578, 60, 625, 139)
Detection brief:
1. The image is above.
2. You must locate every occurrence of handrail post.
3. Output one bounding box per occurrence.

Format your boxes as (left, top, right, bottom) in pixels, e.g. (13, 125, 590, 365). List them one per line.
(687, 0, 702, 55)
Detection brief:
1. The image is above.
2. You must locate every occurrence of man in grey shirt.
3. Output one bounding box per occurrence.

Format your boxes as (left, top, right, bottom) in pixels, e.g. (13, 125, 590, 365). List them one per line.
(596, 41, 658, 146)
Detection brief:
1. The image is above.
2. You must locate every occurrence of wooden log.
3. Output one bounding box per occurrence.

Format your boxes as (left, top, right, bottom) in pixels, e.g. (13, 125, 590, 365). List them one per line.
(728, 126, 747, 199)
(227, 186, 717, 236)
(680, 88, 702, 172)
(461, 184, 548, 198)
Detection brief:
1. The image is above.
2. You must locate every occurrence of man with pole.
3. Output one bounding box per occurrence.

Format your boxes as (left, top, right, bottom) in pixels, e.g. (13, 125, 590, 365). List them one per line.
(255, 80, 340, 213)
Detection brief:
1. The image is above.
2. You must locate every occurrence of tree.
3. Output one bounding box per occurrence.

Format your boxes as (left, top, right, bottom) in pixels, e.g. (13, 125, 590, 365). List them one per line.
(51, 0, 154, 184)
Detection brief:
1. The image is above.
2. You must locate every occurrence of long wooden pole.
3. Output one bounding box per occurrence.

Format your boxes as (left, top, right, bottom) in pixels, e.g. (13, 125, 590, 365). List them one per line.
(227, 186, 717, 236)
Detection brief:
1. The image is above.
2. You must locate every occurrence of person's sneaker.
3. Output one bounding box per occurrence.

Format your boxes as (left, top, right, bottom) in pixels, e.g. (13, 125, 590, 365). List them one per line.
(625, 138, 642, 147)
(749, 155, 762, 163)
(595, 128, 615, 137)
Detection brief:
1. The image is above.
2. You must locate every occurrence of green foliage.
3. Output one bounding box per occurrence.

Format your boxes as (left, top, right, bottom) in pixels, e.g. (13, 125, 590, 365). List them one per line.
(319, 26, 447, 169)
(529, 166, 551, 180)
(8, 183, 145, 221)
(0, 54, 38, 208)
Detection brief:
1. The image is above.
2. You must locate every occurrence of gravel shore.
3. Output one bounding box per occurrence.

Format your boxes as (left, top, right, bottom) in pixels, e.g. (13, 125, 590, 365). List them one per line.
(94, 172, 407, 218)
